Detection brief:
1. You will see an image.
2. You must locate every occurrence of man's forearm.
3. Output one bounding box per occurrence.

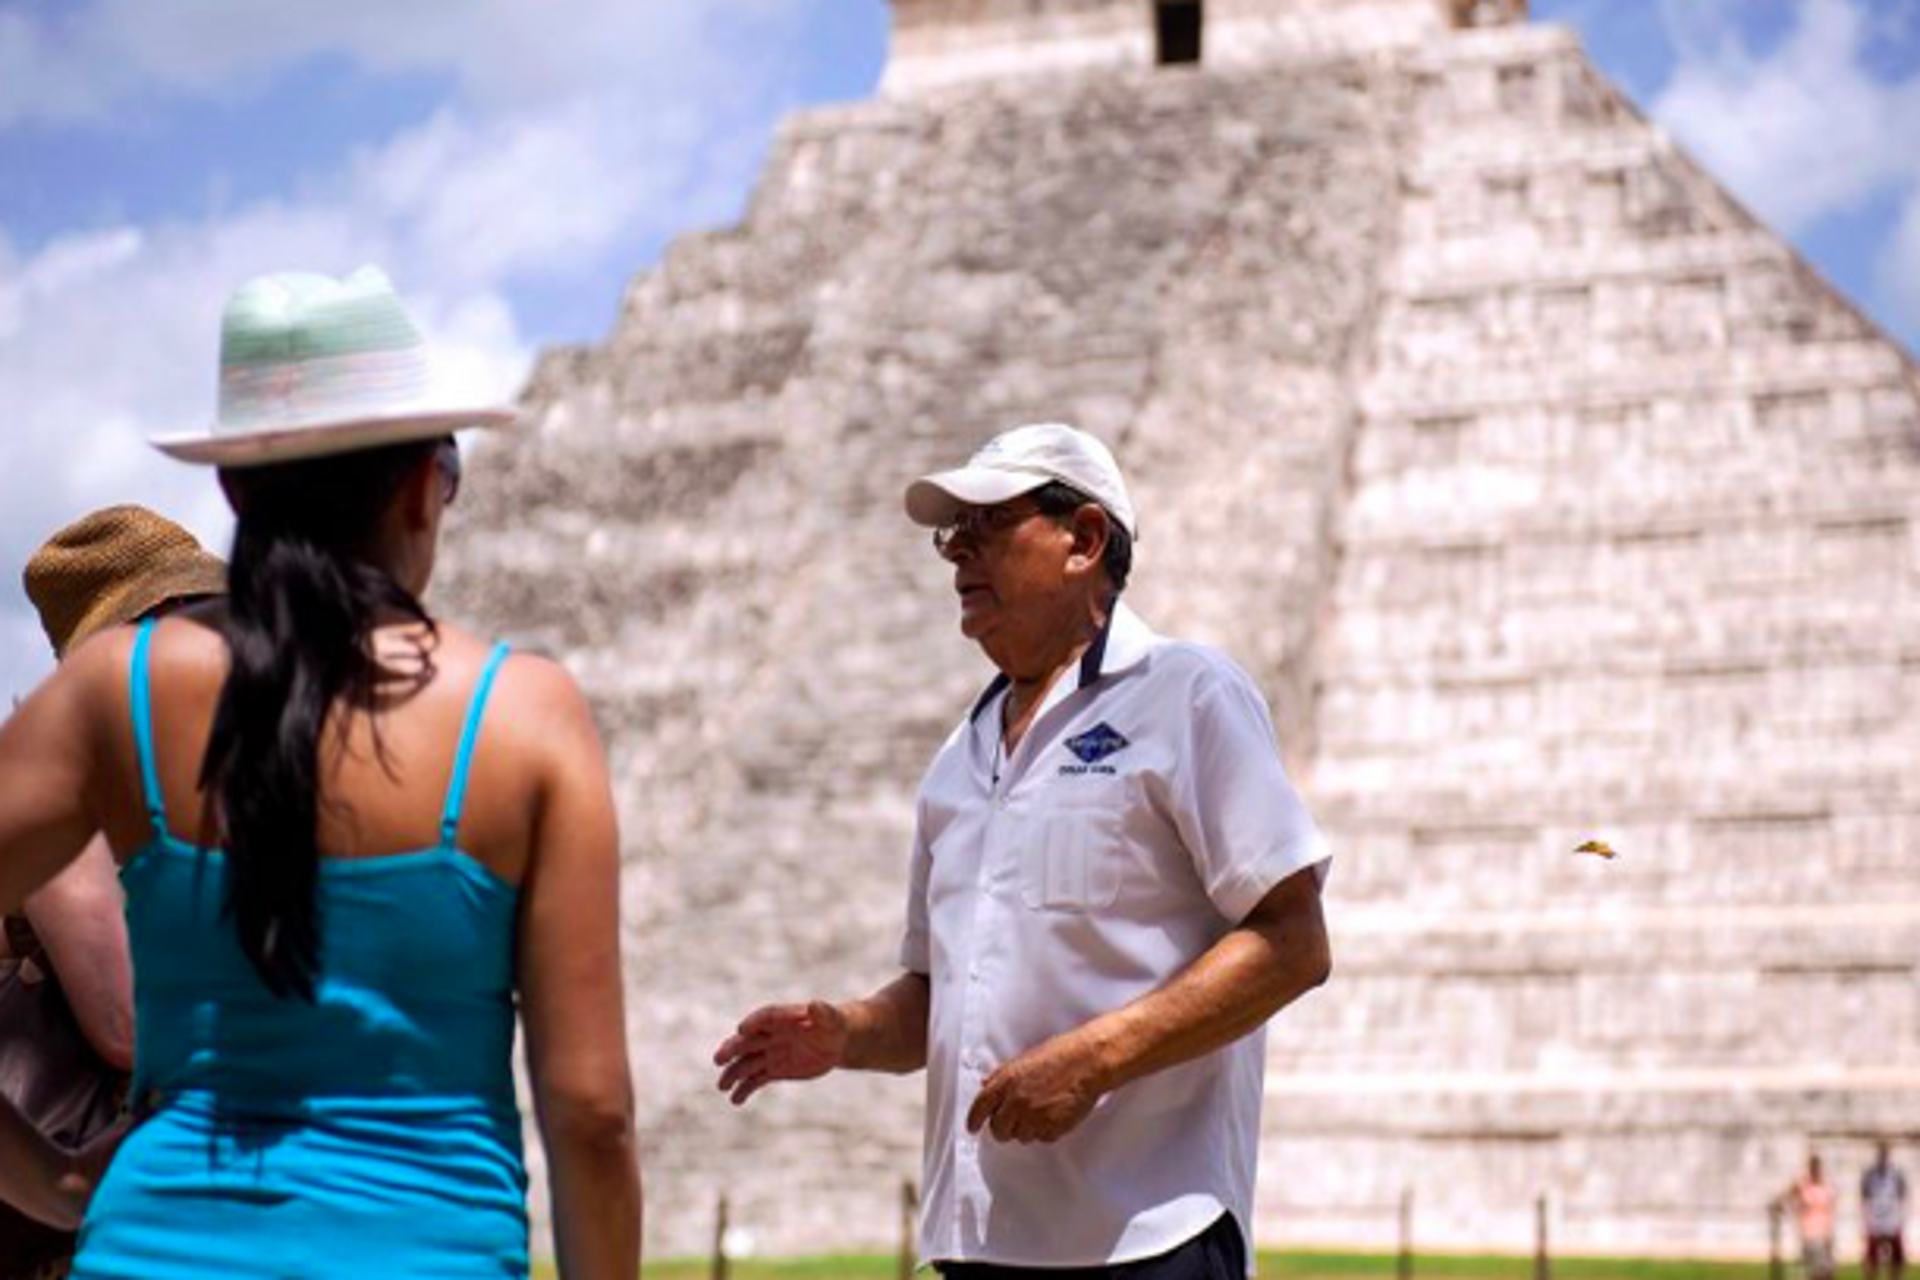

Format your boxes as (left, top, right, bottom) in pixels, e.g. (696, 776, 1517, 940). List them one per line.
(840, 973, 931, 1074)
(27, 835, 135, 1071)
(1082, 869, 1328, 1095)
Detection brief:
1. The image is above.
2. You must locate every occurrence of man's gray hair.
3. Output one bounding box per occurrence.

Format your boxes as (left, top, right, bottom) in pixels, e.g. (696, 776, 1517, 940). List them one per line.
(1031, 481, 1132, 594)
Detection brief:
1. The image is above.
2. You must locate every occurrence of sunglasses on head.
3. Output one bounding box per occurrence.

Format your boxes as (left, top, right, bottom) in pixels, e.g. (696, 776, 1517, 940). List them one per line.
(434, 437, 461, 506)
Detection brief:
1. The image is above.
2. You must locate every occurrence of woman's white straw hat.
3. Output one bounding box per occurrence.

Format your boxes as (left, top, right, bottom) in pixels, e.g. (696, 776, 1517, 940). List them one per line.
(151, 266, 515, 468)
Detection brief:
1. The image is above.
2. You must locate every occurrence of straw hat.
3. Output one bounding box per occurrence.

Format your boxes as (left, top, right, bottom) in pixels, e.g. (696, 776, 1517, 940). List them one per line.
(150, 266, 514, 468)
(23, 506, 229, 657)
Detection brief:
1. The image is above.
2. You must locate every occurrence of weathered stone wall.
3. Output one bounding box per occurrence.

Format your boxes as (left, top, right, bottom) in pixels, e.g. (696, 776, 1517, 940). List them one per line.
(436, 9, 1920, 1264)
(882, 0, 1468, 95)
(1272, 23, 1920, 1255)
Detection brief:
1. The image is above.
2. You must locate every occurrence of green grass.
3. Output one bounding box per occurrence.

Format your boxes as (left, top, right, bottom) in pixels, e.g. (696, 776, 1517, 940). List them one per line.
(636, 1256, 901, 1280)
(541, 1251, 1802, 1280)
(1261, 1252, 1782, 1280)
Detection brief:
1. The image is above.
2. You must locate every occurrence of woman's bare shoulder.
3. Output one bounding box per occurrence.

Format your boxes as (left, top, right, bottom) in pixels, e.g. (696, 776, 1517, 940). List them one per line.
(433, 628, 598, 744)
(151, 605, 234, 667)
(52, 623, 146, 714)
(490, 648, 596, 723)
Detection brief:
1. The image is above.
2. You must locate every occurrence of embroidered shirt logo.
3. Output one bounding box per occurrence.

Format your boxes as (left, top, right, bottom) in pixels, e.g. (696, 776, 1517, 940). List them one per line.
(1063, 723, 1129, 773)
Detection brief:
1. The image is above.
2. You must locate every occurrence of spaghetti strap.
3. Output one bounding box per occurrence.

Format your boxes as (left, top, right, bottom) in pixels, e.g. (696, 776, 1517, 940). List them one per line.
(129, 619, 170, 841)
(439, 643, 512, 849)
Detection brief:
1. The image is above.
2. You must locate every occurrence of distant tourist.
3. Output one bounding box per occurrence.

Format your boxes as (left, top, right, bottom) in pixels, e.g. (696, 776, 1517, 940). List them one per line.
(1783, 1154, 1839, 1280)
(714, 422, 1331, 1278)
(0, 267, 641, 1278)
(1864, 1142, 1909, 1280)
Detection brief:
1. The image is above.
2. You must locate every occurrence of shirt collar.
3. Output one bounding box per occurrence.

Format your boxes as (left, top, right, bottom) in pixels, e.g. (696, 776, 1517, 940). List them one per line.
(1092, 600, 1157, 682)
(967, 600, 1158, 725)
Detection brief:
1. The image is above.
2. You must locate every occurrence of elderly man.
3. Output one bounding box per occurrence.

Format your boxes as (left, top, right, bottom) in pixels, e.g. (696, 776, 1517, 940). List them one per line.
(714, 422, 1331, 1276)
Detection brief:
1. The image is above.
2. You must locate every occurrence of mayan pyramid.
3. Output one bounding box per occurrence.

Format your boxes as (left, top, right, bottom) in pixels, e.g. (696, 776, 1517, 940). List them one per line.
(437, 0, 1920, 1258)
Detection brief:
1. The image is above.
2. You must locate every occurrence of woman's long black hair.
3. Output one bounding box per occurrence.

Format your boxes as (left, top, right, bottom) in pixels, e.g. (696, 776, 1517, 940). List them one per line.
(200, 438, 443, 1000)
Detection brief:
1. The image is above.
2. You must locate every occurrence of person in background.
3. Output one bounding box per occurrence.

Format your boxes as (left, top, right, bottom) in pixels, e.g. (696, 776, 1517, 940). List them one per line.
(1864, 1141, 1909, 1280)
(0, 506, 226, 1277)
(1783, 1154, 1839, 1280)
(0, 267, 640, 1278)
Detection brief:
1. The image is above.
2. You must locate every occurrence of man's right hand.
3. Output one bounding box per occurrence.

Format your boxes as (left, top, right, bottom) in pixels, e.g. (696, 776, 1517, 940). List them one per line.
(713, 1001, 850, 1105)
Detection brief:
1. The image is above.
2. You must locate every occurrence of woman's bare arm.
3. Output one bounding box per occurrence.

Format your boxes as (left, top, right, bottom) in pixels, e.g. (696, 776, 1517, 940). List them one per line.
(0, 636, 121, 916)
(512, 658, 640, 1280)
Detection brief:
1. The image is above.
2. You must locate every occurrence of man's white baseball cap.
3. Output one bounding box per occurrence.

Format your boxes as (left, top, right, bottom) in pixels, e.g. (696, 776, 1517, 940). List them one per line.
(904, 422, 1138, 538)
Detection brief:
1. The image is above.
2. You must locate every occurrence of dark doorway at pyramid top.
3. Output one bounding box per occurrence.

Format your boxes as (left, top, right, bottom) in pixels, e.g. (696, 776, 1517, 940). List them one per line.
(1156, 1, 1203, 66)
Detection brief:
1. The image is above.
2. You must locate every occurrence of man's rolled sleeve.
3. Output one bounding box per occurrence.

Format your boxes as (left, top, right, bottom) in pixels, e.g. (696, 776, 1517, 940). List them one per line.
(897, 799, 933, 974)
(1172, 662, 1330, 924)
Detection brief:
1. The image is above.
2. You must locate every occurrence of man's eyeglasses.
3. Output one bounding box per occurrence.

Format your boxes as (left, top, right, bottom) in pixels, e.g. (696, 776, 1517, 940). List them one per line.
(930, 502, 1036, 555)
(434, 437, 462, 507)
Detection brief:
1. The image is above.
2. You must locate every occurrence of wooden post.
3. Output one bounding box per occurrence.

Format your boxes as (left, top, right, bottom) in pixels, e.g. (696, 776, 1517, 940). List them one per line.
(899, 1179, 920, 1280)
(1533, 1194, 1550, 1280)
(1396, 1188, 1414, 1280)
(1768, 1200, 1785, 1280)
(712, 1194, 731, 1280)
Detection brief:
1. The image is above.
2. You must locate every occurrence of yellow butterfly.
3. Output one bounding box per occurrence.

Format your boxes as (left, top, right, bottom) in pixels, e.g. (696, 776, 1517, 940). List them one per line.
(1574, 839, 1617, 859)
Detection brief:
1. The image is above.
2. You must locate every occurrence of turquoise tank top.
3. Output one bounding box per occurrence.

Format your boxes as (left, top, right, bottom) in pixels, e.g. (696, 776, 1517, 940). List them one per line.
(72, 622, 530, 1279)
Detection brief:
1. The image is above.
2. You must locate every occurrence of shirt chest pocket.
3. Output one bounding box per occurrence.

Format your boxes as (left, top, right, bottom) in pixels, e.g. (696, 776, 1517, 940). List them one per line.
(1015, 806, 1126, 912)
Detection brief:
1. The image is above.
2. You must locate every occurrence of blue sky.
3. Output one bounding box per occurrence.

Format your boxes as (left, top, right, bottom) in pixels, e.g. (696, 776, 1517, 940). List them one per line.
(2, 0, 1918, 699)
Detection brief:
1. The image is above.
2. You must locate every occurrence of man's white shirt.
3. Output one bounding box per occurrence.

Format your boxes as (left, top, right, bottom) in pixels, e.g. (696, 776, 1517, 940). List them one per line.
(900, 603, 1330, 1268)
(1864, 1165, 1908, 1236)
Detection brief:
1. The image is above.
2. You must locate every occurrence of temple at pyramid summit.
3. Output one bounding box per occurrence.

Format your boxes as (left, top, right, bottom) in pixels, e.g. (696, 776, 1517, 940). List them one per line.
(437, 0, 1920, 1258)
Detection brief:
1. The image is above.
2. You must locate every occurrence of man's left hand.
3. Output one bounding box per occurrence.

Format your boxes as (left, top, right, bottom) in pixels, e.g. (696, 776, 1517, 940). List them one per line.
(966, 1030, 1108, 1144)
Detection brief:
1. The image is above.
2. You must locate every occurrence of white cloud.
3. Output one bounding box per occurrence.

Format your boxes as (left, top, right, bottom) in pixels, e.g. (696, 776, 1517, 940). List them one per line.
(1, 611, 52, 708)
(0, 0, 805, 127)
(0, 0, 831, 700)
(1652, 0, 1920, 236)
(348, 94, 731, 295)
(0, 206, 525, 700)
